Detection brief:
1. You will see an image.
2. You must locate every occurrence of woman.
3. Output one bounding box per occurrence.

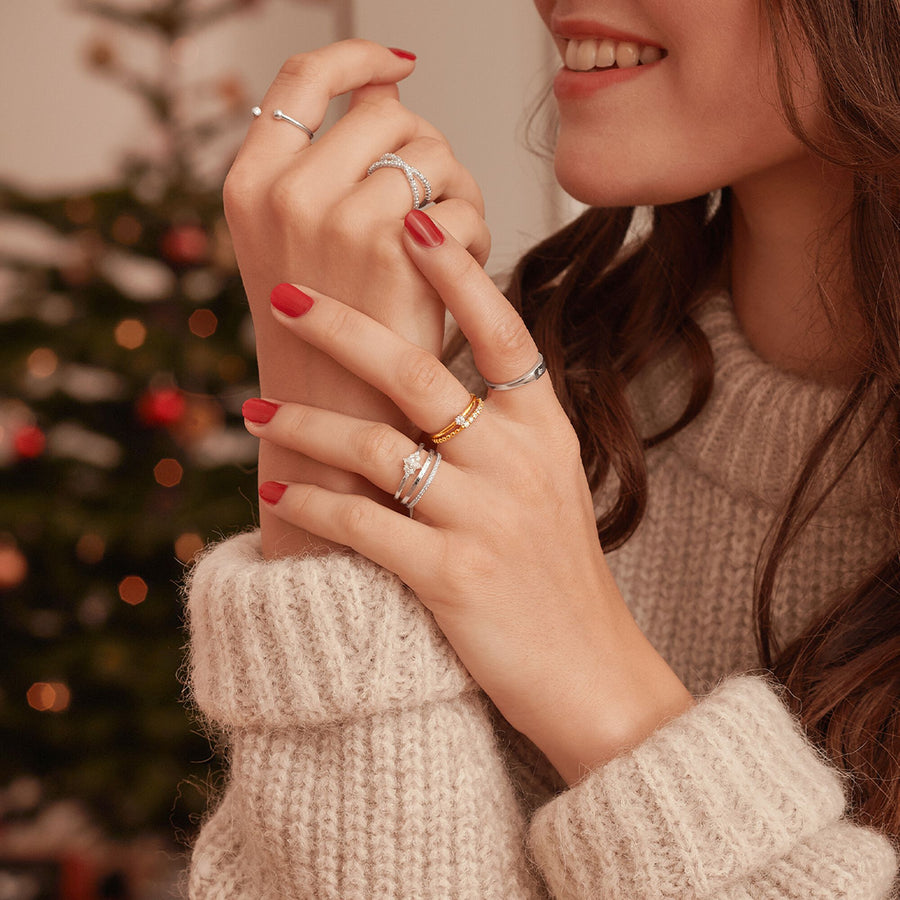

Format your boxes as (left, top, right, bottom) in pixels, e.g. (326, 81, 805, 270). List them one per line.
(185, 0, 900, 895)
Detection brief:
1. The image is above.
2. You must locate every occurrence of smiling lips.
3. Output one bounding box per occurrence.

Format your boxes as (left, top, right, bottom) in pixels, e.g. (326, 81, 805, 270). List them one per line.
(564, 38, 665, 71)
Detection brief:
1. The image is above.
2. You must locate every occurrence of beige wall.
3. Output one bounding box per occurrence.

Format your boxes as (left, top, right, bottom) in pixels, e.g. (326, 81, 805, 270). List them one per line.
(0, 0, 566, 272)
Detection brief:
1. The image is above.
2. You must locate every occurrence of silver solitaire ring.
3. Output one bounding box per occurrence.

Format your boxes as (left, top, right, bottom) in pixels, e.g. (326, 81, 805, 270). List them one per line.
(395, 446, 442, 518)
(367, 153, 433, 210)
(483, 354, 548, 391)
(251, 106, 315, 141)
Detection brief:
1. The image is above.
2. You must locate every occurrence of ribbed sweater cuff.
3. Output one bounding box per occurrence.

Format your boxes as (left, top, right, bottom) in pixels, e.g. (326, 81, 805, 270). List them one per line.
(186, 531, 476, 729)
(528, 676, 855, 898)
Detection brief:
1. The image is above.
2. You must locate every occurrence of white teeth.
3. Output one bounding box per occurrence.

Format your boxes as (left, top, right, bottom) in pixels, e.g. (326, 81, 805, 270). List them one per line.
(639, 44, 663, 64)
(575, 38, 598, 71)
(596, 38, 616, 69)
(564, 38, 665, 71)
(615, 42, 641, 68)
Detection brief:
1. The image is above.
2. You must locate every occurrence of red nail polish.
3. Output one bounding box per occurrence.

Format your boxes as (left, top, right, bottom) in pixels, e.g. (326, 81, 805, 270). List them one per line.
(259, 481, 288, 505)
(271, 283, 314, 317)
(404, 209, 444, 248)
(389, 48, 417, 61)
(242, 398, 280, 424)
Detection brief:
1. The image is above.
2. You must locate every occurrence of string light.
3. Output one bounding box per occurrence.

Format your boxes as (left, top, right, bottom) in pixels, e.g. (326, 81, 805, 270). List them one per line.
(174, 532, 204, 564)
(118, 575, 148, 606)
(154, 458, 183, 487)
(26, 681, 71, 713)
(188, 309, 218, 338)
(26, 348, 58, 378)
(114, 318, 147, 349)
(111, 214, 142, 246)
(76, 533, 105, 564)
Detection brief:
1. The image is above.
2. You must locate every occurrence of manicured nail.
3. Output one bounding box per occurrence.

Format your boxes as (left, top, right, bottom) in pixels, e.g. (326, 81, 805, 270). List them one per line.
(259, 481, 288, 505)
(271, 283, 314, 317)
(389, 48, 416, 61)
(242, 398, 280, 424)
(404, 209, 444, 248)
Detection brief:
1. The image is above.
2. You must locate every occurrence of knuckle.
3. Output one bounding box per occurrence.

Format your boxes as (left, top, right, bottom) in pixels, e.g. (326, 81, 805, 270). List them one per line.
(341, 497, 374, 536)
(354, 422, 397, 469)
(275, 51, 325, 89)
(269, 171, 311, 224)
(489, 311, 533, 360)
(398, 347, 442, 397)
(222, 164, 259, 221)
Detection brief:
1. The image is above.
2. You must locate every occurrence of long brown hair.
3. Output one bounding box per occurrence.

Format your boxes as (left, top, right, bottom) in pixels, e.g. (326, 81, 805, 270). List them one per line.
(505, 0, 900, 839)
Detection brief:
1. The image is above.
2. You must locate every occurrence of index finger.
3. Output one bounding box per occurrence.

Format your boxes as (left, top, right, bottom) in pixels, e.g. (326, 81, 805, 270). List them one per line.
(239, 40, 416, 160)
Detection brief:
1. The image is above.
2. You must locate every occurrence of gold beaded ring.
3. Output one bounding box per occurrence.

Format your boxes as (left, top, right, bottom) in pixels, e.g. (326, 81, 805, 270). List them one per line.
(430, 394, 485, 445)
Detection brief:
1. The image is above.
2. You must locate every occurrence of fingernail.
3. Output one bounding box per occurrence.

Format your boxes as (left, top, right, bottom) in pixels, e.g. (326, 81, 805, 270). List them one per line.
(259, 481, 288, 504)
(404, 209, 444, 248)
(389, 48, 417, 61)
(271, 283, 314, 317)
(242, 398, 280, 424)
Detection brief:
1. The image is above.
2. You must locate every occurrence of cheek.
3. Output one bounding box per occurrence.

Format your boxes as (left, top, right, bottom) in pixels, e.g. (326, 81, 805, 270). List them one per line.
(552, 51, 809, 207)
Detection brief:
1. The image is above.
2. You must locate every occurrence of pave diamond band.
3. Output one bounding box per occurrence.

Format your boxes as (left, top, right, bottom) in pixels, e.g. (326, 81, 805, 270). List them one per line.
(367, 153, 433, 210)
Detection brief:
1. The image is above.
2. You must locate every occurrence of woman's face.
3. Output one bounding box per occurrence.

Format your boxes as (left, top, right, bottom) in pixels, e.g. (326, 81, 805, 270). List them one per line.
(532, 0, 823, 207)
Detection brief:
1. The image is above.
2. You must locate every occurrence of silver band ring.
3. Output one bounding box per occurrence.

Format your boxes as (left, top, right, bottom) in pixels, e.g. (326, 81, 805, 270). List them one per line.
(404, 452, 441, 518)
(367, 153, 433, 210)
(484, 354, 548, 391)
(251, 106, 316, 141)
(401, 449, 438, 505)
(394, 443, 425, 499)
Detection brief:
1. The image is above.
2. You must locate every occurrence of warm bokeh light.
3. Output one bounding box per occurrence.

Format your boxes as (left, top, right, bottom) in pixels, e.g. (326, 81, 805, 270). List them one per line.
(174, 532, 204, 564)
(0, 543, 28, 589)
(188, 308, 218, 338)
(76, 532, 106, 564)
(26, 347, 58, 378)
(111, 213, 142, 245)
(114, 318, 147, 349)
(26, 681, 71, 713)
(118, 575, 148, 606)
(217, 354, 247, 382)
(153, 457, 183, 487)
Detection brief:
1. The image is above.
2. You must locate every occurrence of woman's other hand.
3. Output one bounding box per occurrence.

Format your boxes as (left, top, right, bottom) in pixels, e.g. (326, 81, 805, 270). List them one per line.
(225, 40, 490, 557)
(242, 211, 693, 783)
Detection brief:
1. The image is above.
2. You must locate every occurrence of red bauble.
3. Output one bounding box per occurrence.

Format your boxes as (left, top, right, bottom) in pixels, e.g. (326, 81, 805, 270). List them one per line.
(161, 225, 209, 266)
(137, 387, 186, 427)
(14, 425, 46, 459)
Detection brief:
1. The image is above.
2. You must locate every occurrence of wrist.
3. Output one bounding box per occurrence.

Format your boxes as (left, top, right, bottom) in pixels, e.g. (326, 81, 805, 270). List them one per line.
(521, 615, 694, 786)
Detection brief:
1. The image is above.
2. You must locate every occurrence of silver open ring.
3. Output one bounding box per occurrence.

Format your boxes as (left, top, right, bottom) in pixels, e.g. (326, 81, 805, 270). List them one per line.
(367, 153, 433, 210)
(251, 106, 315, 141)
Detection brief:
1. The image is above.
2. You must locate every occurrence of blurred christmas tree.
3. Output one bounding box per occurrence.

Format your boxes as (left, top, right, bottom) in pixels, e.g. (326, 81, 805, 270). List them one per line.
(0, 0, 272, 840)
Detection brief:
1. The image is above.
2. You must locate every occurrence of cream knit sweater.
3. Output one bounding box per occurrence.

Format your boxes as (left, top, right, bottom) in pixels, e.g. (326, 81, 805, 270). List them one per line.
(185, 295, 898, 898)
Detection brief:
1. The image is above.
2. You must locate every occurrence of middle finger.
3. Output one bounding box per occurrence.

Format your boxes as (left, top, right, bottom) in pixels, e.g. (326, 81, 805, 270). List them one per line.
(268, 283, 486, 445)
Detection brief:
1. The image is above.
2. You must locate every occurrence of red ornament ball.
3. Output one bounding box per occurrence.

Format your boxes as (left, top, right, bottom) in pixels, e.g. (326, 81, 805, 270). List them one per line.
(137, 387, 186, 427)
(14, 425, 46, 459)
(161, 225, 209, 266)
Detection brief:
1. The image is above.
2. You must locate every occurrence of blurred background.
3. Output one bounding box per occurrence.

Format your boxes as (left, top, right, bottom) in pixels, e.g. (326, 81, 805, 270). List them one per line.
(0, 1, 566, 896)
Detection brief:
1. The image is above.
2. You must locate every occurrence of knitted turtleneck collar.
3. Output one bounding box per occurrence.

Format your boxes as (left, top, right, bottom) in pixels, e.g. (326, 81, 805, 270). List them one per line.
(629, 293, 879, 517)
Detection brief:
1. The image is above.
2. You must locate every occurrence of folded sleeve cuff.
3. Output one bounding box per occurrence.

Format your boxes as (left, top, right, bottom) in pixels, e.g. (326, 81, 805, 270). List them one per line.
(527, 676, 889, 898)
(185, 531, 476, 729)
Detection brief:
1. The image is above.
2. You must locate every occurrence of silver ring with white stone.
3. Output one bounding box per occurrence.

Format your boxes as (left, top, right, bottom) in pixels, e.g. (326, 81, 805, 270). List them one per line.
(252, 106, 315, 141)
(400, 448, 438, 506)
(483, 354, 548, 391)
(403, 452, 441, 518)
(394, 443, 425, 500)
(366, 153, 433, 210)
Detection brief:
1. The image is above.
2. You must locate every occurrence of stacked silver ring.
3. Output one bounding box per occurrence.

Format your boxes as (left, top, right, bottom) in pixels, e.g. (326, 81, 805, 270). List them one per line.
(367, 153, 433, 210)
(395, 445, 442, 518)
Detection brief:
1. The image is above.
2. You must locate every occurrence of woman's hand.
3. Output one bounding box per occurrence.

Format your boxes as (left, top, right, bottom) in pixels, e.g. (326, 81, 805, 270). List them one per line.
(224, 40, 490, 557)
(242, 210, 694, 784)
